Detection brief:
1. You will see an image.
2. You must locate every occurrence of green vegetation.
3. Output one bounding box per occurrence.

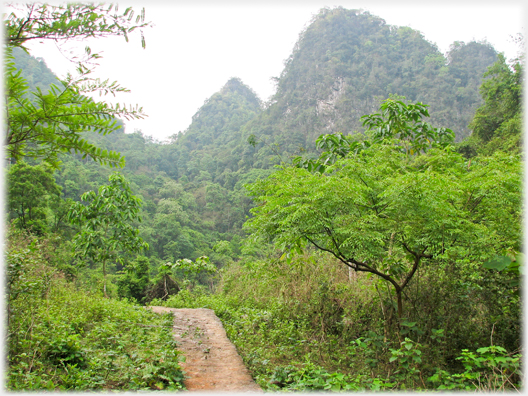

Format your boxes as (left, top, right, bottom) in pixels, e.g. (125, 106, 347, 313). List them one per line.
(7, 230, 185, 390)
(460, 52, 524, 157)
(246, 104, 520, 323)
(7, 161, 62, 235)
(4, 4, 185, 391)
(5, 3, 522, 392)
(4, 3, 149, 168)
(160, 249, 521, 391)
(68, 172, 149, 297)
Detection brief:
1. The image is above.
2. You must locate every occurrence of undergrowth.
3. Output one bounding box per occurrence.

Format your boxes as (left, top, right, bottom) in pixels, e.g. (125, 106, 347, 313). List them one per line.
(7, 232, 185, 391)
(159, 253, 522, 391)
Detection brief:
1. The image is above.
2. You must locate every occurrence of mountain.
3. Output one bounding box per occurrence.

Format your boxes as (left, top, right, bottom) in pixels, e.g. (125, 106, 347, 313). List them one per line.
(9, 6, 503, 263)
(240, 7, 497, 158)
(174, 77, 262, 151)
(11, 7, 498, 176)
(44, 76, 269, 264)
(9, 46, 59, 94)
(157, 77, 264, 182)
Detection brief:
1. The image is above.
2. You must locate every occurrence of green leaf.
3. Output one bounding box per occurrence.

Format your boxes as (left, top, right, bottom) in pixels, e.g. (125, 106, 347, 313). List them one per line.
(483, 256, 511, 271)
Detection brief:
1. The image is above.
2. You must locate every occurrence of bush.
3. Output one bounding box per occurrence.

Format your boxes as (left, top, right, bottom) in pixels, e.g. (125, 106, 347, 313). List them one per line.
(6, 232, 185, 391)
(159, 251, 522, 391)
(428, 345, 522, 391)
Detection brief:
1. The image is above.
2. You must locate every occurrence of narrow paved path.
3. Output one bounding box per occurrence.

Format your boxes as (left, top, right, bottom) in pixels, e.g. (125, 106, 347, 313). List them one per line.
(149, 306, 262, 392)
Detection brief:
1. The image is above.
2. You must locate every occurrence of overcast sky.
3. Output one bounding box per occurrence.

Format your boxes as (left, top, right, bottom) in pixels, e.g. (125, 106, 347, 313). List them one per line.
(13, 1, 527, 142)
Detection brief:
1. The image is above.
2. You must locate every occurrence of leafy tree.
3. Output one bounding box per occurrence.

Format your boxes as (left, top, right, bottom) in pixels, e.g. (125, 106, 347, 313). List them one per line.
(171, 256, 216, 277)
(361, 99, 455, 154)
(146, 262, 181, 302)
(117, 255, 151, 303)
(146, 256, 214, 302)
(293, 99, 455, 172)
(68, 172, 149, 297)
(7, 161, 62, 234)
(170, 256, 217, 291)
(245, 102, 521, 322)
(4, 3, 150, 167)
(465, 52, 523, 155)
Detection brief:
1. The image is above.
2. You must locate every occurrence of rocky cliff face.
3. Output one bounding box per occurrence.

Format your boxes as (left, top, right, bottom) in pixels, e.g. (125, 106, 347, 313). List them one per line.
(238, 7, 496, 155)
(157, 7, 498, 180)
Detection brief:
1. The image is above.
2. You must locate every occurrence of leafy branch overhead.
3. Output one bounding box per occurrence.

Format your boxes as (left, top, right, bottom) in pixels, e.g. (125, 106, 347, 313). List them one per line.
(3, 3, 150, 168)
(4, 3, 150, 49)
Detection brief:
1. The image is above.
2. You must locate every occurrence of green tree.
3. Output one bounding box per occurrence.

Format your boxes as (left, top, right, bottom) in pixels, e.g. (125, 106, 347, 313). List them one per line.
(245, 103, 521, 323)
(7, 161, 62, 234)
(169, 256, 216, 291)
(68, 172, 149, 297)
(146, 256, 214, 301)
(466, 51, 523, 155)
(4, 3, 150, 167)
(117, 255, 151, 303)
(361, 99, 455, 154)
(293, 99, 455, 172)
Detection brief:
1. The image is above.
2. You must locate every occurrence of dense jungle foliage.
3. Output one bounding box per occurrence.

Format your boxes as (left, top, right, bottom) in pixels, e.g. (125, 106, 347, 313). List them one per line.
(5, 4, 523, 392)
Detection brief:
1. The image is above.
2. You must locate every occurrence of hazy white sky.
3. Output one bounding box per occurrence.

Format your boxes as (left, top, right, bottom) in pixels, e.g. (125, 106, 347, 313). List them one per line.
(11, 1, 527, 142)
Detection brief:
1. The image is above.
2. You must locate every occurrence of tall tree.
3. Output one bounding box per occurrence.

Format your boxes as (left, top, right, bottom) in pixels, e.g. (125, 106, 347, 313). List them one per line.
(245, 102, 521, 322)
(7, 161, 62, 235)
(68, 172, 149, 297)
(467, 51, 523, 155)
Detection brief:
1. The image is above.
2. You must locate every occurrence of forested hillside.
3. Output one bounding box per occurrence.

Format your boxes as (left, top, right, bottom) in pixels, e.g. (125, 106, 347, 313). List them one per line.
(242, 7, 496, 159)
(5, 4, 523, 392)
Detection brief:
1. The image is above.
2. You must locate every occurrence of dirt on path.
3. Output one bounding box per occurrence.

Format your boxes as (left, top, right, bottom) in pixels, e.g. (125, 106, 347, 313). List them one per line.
(149, 306, 262, 392)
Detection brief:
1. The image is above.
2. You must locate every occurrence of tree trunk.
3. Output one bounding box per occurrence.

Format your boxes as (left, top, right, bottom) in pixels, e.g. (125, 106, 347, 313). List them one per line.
(103, 259, 108, 298)
(348, 266, 355, 282)
(396, 289, 403, 319)
(163, 276, 168, 299)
